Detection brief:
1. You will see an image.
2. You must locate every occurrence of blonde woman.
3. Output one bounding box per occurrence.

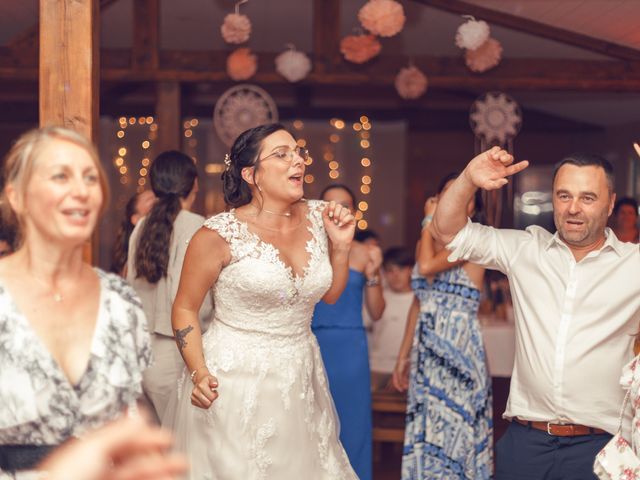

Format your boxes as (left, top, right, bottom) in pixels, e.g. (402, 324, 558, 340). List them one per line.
(0, 127, 151, 475)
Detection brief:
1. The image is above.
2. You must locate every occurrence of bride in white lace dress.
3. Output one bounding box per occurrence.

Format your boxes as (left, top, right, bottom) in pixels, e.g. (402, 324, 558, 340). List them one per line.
(164, 124, 359, 479)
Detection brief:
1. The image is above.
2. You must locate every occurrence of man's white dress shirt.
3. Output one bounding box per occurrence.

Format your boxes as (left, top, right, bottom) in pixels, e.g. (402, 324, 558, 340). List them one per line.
(448, 220, 640, 435)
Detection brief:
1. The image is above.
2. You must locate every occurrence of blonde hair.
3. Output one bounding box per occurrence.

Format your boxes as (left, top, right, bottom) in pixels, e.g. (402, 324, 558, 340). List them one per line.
(1, 126, 110, 247)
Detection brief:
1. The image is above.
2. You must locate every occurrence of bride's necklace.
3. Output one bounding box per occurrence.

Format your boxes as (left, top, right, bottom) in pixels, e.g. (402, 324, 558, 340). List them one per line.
(262, 207, 292, 217)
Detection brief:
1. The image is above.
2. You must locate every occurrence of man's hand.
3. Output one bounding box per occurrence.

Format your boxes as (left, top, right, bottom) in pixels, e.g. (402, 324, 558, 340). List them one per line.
(463, 146, 529, 190)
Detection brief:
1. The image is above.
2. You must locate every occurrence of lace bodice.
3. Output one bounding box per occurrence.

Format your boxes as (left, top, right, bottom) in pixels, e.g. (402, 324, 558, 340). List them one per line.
(203, 199, 332, 337)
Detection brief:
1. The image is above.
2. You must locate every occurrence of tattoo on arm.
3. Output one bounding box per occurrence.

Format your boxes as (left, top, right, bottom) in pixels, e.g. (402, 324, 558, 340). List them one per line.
(174, 325, 194, 352)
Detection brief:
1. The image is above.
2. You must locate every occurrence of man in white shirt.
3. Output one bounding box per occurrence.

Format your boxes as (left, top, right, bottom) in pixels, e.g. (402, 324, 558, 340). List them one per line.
(369, 247, 415, 390)
(430, 148, 640, 479)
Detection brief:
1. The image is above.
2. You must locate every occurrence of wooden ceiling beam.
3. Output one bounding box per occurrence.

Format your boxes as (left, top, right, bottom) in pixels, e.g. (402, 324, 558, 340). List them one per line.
(412, 0, 640, 63)
(2, 48, 640, 92)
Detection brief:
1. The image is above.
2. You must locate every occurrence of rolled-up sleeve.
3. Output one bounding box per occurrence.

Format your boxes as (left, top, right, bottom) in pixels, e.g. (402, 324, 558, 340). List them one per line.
(446, 218, 530, 274)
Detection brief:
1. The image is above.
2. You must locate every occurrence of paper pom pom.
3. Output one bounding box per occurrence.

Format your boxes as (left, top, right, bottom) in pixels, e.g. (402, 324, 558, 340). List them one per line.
(455, 18, 490, 50)
(395, 65, 428, 99)
(358, 0, 405, 38)
(465, 38, 503, 73)
(340, 34, 382, 64)
(226, 48, 257, 81)
(275, 49, 312, 82)
(221, 13, 252, 44)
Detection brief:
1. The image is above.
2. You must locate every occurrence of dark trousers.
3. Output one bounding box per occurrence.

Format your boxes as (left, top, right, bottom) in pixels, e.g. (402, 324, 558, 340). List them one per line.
(495, 421, 612, 480)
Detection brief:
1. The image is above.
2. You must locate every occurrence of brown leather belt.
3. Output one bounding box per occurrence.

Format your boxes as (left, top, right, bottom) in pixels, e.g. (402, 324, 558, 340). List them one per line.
(514, 418, 608, 436)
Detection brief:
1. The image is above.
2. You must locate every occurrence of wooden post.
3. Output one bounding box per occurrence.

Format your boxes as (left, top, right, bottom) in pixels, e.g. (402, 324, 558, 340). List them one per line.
(156, 82, 181, 152)
(39, 0, 100, 263)
(39, 0, 100, 141)
(133, 0, 159, 70)
(313, 0, 341, 74)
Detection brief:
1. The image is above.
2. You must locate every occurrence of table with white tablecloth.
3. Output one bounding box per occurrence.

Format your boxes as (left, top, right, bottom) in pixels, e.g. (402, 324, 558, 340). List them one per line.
(480, 317, 516, 378)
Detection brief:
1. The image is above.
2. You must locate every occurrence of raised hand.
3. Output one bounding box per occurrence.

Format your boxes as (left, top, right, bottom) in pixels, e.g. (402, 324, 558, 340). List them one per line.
(364, 245, 383, 279)
(424, 196, 438, 217)
(464, 146, 529, 190)
(322, 201, 355, 248)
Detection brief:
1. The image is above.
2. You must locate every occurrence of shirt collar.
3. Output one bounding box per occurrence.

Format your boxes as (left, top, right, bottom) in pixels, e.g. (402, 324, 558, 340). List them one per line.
(545, 227, 623, 256)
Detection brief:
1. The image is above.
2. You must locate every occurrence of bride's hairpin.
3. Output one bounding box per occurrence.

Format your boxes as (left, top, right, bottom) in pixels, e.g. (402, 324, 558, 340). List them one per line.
(224, 153, 231, 169)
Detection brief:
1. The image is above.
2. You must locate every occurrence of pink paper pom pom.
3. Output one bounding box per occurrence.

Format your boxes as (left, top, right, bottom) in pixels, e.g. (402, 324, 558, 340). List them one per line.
(465, 38, 503, 73)
(395, 65, 428, 100)
(221, 13, 251, 44)
(358, 0, 406, 38)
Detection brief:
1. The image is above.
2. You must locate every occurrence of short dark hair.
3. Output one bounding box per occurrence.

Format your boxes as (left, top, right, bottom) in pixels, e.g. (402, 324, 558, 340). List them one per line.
(552, 153, 615, 192)
(383, 246, 414, 268)
(320, 183, 357, 209)
(354, 229, 379, 243)
(614, 196, 639, 216)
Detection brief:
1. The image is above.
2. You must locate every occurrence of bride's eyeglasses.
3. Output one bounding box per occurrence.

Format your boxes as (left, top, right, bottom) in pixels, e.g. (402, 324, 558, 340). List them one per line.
(258, 146, 309, 164)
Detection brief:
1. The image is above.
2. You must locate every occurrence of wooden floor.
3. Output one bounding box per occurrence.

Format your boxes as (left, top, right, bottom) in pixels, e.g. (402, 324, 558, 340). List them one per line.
(372, 377, 511, 480)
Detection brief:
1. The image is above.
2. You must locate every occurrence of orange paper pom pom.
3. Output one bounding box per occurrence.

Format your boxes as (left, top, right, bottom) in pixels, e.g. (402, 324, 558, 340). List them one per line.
(227, 48, 257, 81)
(465, 38, 503, 73)
(340, 34, 382, 64)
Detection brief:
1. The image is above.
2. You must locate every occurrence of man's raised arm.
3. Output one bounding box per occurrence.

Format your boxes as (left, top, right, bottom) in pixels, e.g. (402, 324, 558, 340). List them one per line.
(430, 146, 529, 245)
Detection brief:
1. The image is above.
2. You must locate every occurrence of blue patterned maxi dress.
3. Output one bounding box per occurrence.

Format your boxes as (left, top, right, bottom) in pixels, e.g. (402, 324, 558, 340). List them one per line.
(402, 265, 493, 480)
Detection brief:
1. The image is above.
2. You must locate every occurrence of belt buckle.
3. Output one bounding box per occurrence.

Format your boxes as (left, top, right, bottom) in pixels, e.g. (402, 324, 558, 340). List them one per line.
(546, 422, 553, 435)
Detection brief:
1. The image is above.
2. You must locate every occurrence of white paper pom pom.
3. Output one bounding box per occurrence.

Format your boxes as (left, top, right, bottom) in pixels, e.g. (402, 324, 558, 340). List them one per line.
(275, 49, 312, 83)
(465, 38, 503, 73)
(221, 13, 252, 44)
(358, 0, 406, 38)
(455, 18, 490, 50)
(395, 65, 428, 100)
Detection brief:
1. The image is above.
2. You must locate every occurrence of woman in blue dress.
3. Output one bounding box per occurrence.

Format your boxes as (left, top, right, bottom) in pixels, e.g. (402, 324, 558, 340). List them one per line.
(393, 173, 492, 480)
(312, 184, 385, 480)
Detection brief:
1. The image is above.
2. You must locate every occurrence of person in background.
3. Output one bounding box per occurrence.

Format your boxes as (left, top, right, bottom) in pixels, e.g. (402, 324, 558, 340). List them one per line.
(127, 151, 213, 423)
(612, 196, 639, 243)
(430, 149, 640, 480)
(393, 172, 491, 480)
(355, 228, 381, 247)
(0, 127, 151, 475)
(312, 184, 385, 480)
(110, 189, 156, 276)
(369, 246, 415, 391)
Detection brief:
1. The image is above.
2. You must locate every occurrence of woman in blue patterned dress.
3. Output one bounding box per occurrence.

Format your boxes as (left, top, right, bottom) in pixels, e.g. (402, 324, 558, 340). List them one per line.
(393, 173, 492, 480)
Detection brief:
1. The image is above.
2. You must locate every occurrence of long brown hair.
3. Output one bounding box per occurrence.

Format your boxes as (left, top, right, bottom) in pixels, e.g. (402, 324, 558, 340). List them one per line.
(135, 151, 197, 283)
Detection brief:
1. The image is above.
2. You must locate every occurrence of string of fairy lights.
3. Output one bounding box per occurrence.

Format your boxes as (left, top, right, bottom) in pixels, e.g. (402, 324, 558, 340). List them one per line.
(114, 116, 157, 193)
(292, 117, 373, 230)
(113, 116, 374, 231)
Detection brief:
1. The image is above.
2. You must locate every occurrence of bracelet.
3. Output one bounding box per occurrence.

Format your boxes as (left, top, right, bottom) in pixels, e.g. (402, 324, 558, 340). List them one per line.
(190, 365, 208, 384)
(365, 276, 380, 287)
(421, 215, 433, 229)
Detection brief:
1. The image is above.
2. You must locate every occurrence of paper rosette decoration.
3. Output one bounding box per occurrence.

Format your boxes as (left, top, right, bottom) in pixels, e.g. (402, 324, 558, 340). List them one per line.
(358, 0, 405, 38)
(213, 84, 279, 147)
(227, 48, 257, 81)
(470, 91, 522, 146)
(455, 18, 490, 50)
(275, 48, 312, 83)
(394, 65, 428, 99)
(340, 34, 382, 64)
(465, 38, 503, 73)
(221, 13, 252, 44)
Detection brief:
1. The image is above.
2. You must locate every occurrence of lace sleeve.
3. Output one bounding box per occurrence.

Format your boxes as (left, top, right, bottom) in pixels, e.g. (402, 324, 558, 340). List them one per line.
(203, 212, 253, 263)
